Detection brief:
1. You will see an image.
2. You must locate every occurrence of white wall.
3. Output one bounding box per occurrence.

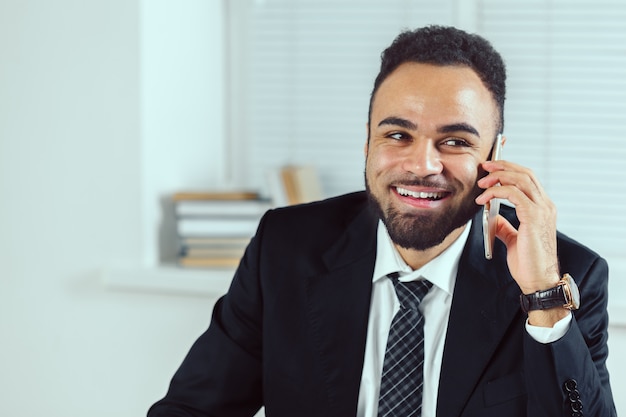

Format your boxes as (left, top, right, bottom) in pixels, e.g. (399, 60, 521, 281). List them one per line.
(0, 1, 623, 416)
(0, 1, 225, 416)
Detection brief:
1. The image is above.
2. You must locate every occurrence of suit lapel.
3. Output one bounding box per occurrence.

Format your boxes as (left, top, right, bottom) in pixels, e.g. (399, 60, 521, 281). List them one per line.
(436, 212, 522, 417)
(305, 205, 378, 416)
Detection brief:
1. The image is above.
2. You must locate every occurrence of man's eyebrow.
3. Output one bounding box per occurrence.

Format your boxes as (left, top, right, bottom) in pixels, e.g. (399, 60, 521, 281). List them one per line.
(377, 117, 417, 130)
(377, 118, 480, 138)
(438, 123, 480, 137)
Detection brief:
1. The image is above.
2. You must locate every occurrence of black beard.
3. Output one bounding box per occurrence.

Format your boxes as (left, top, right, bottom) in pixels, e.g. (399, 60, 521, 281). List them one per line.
(365, 174, 482, 251)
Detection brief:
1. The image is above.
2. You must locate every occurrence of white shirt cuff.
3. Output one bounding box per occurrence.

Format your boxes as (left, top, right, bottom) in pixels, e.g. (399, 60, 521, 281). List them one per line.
(525, 312, 572, 344)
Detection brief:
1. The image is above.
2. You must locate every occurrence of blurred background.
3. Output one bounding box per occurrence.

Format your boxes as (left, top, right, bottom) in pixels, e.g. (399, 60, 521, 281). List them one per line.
(1, 0, 624, 415)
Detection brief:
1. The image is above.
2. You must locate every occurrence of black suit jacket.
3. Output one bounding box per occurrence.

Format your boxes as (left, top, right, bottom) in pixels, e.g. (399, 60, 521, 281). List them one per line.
(149, 192, 616, 417)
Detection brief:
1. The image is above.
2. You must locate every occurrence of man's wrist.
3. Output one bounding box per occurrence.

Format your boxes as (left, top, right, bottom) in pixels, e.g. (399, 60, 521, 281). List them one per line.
(519, 273, 561, 296)
(527, 307, 571, 328)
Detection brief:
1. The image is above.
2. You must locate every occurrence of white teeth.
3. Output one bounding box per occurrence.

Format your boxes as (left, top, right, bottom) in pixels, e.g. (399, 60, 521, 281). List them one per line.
(396, 187, 444, 200)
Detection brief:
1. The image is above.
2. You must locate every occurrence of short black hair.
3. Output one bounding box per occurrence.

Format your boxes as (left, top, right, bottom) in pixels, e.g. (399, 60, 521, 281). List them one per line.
(368, 25, 507, 134)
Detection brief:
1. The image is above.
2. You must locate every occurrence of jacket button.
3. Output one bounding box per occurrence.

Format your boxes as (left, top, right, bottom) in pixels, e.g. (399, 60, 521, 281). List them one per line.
(563, 379, 578, 392)
(571, 400, 583, 412)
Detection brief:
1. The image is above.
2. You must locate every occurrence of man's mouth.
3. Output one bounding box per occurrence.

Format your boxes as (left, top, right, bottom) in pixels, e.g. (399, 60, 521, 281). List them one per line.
(395, 186, 447, 201)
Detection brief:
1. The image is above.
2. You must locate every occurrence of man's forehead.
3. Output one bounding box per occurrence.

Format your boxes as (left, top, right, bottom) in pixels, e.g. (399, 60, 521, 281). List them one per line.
(370, 62, 500, 134)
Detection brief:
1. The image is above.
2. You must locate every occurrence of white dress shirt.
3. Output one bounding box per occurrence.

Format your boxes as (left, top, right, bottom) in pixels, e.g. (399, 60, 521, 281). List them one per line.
(356, 220, 571, 417)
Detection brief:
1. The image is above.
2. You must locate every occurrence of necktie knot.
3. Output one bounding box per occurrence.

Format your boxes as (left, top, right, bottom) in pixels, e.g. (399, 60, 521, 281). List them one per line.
(389, 274, 433, 311)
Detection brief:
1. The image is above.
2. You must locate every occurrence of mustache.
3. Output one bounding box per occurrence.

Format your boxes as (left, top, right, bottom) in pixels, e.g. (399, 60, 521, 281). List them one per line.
(391, 177, 454, 191)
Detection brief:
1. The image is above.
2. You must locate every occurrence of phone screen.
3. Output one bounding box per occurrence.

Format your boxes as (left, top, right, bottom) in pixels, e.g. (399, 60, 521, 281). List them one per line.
(483, 134, 503, 260)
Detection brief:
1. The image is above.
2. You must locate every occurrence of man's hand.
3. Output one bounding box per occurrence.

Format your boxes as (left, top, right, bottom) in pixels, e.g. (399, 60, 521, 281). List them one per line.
(475, 158, 568, 326)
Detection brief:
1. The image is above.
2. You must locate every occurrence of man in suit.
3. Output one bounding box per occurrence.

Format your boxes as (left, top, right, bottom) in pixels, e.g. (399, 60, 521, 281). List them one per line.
(148, 26, 616, 417)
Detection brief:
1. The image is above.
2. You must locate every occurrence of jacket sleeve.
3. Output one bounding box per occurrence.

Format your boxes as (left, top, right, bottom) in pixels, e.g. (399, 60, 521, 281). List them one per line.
(147, 214, 270, 417)
(523, 256, 617, 417)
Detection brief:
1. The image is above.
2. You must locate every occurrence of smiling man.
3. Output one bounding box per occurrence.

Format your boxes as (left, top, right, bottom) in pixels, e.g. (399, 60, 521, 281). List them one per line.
(149, 26, 616, 417)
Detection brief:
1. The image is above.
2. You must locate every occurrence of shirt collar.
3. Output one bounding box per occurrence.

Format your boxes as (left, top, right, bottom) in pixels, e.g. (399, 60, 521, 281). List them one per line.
(372, 219, 472, 296)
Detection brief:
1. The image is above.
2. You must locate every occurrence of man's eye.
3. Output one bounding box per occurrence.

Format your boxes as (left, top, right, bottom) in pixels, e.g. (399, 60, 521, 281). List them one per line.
(442, 138, 470, 147)
(389, 132, 409, 141)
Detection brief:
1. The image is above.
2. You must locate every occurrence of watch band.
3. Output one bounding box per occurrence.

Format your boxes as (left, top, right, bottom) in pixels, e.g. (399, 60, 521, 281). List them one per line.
(520, 285, 567, 313)
(520, 274, 580, 313)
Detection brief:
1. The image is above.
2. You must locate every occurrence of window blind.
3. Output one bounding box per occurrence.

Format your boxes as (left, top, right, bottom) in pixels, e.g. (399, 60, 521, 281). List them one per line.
(478, 0, 626, 264)
(229, 0, 626, 270)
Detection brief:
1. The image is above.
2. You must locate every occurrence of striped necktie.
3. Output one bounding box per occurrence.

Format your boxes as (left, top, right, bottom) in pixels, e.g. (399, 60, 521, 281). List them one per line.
(377, 274, 433, 417)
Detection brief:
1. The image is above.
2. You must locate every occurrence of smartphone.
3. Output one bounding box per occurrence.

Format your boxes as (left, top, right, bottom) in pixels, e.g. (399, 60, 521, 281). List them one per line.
(483, 133, 504, 260)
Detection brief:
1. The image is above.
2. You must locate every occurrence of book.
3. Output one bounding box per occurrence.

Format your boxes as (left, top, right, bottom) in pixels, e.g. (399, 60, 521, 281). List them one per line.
(176, 235, 249, 269)
(172, 191, 260, 201)
(175, 199, 271, 217)
(180, 246, 246, 258)
(177, 217, 260, 237)
(281, 165, 324, 205)
(178, 256, 241, 268)
(179, 236, 252, 247)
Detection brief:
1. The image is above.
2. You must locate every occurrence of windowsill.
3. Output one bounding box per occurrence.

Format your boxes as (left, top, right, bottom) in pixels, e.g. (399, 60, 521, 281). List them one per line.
(101, 264, 234, 298)
(101, 265, 626, 327)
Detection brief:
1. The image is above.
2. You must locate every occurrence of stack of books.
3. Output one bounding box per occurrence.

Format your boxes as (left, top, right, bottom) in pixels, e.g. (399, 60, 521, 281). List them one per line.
(174, 191, 272, 268)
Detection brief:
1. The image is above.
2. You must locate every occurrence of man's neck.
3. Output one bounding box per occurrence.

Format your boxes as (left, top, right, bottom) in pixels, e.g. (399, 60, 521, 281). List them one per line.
(395, 224, 468, 270)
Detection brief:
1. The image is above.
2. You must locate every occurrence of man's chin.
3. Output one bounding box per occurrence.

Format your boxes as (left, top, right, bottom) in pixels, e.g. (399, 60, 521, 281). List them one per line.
(385, 215, 451, 251)
(381, 205, 480, 251)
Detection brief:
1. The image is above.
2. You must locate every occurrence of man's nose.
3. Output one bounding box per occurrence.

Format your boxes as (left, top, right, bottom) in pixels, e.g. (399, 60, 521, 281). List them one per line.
(400, 140, 443, 176)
